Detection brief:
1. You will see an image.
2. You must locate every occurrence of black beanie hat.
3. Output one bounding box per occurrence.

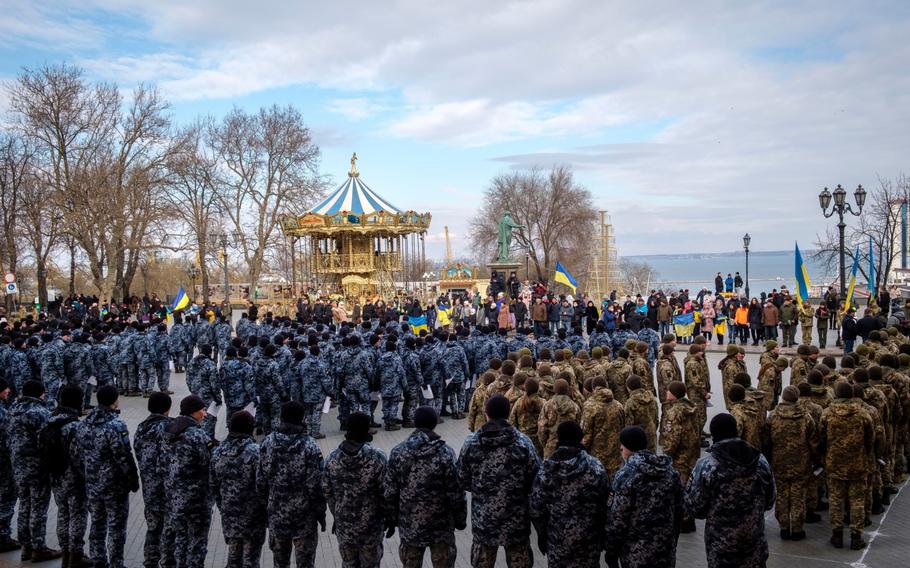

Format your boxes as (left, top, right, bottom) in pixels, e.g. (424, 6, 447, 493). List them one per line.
(485, 394, 511, 420)
(556, 420, 584, 446)
(619, 425, 648, 452)
(148, 392, 172, 414)
(414, 406, 438, 430)
(710, 413, 738, 442)
(180, 395, 206, 416)
(22, 380, 45, 399)
(97, 384, 119, 407)
(59, 384, 84, 410)
(200, 344, 213, 356)
(345, 412, 372, 443)
(229, 410, 256, 435)
(281, 401, 305, 425)
(0, 378, 7, 392)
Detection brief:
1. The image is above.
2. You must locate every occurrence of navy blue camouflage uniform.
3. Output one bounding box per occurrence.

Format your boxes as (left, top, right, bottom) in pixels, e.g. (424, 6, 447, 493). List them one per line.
(379, 350, 407, 426)
(7, 396, 53, 551)
(210, 433, 266, 568)
(186, 354, 221, 437)
(47, 406, 88, 559)
(218, 357, 255, 425)
(299, 356, 333, 437)
(439, 341, 470, 417)
(134, 412, 173, 568)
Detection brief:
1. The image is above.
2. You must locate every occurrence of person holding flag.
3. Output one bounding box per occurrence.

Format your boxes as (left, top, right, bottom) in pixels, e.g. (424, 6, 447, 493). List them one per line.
(554, 262, 577, 293)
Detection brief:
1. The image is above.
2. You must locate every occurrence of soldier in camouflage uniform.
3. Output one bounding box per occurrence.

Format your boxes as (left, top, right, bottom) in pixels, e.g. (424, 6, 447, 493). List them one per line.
(439, 333, 470, 419)
(505, 372, 527, 406)
(684, 344, 711, 439)
(819, 380, 875, 550)
(538, 379, 581, 459)
(607, 348, 632, 404)
(210, 411, 266, 568)
(79, 385, 140, 568)
(765, 386, 818, 540)
(218, 347, 256, 427)
(8, 380, 60, 561)
(487, 359, 516, 398)
(379, 341, 407, 431)
(457, 395, 540, 568)
(162, 395, 215, 568)
(605, 425, 683, 568)
(401, 337, 424, 427)
(137, 325, 159, 397)
(757, 355, 787, 412)
(798, 300, 814, 345)
(6, 337, 34, 397)
(790, 345, 811, 386)
(134, 392, 173, 568)
(186, 344, 222, 438)
(39, 332, 67, 408)
(300, 345, 333, 439)
(214, 315, 233, 367)
(258, 401, 326, 568)
(530, 421, 610, 568)
(46, 385, 91, 567)
(323, 412, 388, 567)
(727, 384, 764, 450)
(580, 377, 625, 478)
(346, 335, 375, 417)
(0, 378, 20, 553)
(660, 381, 701, 533)
(685, 413, 775, 568)
(509, 377, 545, 456)
(536, 363, 555, 400)
(385, 406, 466, 568)
(468, 371, 496, 433)
(153, 324, 173, 394)
(64, 334, 95, 410)
(623, 375, 659, 453)
(655, 344, 680, 404)
(254, 344, 289, 436)
(630, 342, 654, 395)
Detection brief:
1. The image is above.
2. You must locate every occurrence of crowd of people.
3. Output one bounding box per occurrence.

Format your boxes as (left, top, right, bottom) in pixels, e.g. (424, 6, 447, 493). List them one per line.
(0, 284, 908, 568)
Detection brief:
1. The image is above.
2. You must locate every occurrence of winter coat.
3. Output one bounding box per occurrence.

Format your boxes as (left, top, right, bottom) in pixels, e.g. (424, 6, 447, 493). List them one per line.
(162, 415, 212, 515)
(210, 433, 266, 539)
(323, 441, 387, 545)
(79, 406, 140, 499)
(7, 396, 51, 485)
(134, 413, 171, 510)
(580, 387, 625, 474)
(538, 394, 581, 458)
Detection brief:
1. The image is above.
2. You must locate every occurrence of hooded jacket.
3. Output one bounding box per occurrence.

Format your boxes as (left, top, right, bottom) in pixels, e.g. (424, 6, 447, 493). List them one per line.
(385, 429, 466, 547)
(162, 415, 212, 514)
(580, 388, 625, 473)
(8, 396, 52, 484)
(819, 399, 875, 480)
(530, 446, 610, 566)
(538, 394, 581, 459)
(323, 440, 388, 545)
(765, 402, 818, 479)
(134, 413, 172, 510)
(624, 388, 658, 453)
(258, 423, 326, 538)
(457, 419, 540, 546)
(685, 438, 775, 568)
(605, 450, 683, 568)
(210, 433, 266, 539)
(79, 406, 139, 499)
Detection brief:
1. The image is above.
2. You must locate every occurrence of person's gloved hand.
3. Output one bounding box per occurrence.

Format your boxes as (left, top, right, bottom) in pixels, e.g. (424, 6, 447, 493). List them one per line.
(384, 522, 396, 539)
(454, 517, 467, 531)
(537, 532, 548, 555)
(317, 516, 326, 532)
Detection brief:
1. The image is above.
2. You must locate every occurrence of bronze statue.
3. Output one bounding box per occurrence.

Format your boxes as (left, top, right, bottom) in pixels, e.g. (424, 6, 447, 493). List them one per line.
(496, 211, 525, 262)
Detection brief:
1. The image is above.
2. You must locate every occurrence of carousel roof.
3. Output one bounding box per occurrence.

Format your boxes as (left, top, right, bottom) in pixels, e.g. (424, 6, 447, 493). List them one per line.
(308, 167, 400, 216)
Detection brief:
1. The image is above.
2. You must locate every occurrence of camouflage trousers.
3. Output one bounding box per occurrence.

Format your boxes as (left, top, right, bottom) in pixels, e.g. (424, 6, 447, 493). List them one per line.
(470, 540, 533, 568)
(17, 481, 51, 548)
(156, 363, 171, 392)
(53, 486, 87, 553)
(139, 365, 158, 392)
(173, 352, 186, 372)
(119, 364, 139, 392)
(775, 477, 807, 532)
(444, 383, 466, 415)
(164, 506, 212, 568)
(399, 535, 457, 568)
(143, 508, 174, 568)
(225, 535, 265, 568)
(801, 326, 813, 345)
(270, 525, 317, 568)
(688, 389, 708, 433)
(423, 385, 443, 414)
(302, 403, 325, 437)
(382, 396, 401, 425)
(401, 386, 421, 425)
(0, 465, 15, 538)
(828, 478, 866, 533)
(257, 401, 280, 436)
(338, 535, 383, 567)
(45, 378, 61, 409)
(865, 469, 882, 517)
(88, 493, 129, 568)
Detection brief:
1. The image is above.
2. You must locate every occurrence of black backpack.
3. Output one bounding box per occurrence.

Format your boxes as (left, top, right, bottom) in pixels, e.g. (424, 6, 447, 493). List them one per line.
(40, 413, 78, 481)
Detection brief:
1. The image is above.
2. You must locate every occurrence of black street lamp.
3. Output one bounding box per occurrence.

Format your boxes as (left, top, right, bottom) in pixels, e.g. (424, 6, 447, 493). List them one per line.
(743, 233, 751, 300)
(819, 184, 865, 298)
(187, 266, 200, 302)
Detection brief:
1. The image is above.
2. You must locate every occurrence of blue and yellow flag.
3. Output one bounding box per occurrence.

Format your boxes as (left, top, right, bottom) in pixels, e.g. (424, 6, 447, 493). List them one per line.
(171, 288, 189, 312)
(554, 262, 578, 292)
(794, 242, 811, 303)
(845, 246, 859, 308)
(408, 314, 428, 334)
(867, 237, 876, 303)
(436, 305, 453, 327)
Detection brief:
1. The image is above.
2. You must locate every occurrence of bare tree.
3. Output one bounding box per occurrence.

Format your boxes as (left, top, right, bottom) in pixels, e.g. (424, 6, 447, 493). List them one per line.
(0, 132, 31, 311)
(164, 119, 222, 303)
(17, 166, 62, 307)
(212, 105, 324, 294)
(8, 64, 172, 302)
(470, 165, 597, 283)
(813, 175, 907, 294)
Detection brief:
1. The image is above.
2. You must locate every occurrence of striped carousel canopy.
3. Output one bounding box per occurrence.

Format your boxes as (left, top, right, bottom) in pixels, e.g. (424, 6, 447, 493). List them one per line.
(308, 170, 400, 216)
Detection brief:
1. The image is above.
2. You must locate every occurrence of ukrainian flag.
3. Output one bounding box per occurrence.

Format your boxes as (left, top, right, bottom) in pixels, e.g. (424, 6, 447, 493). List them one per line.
(171, 287, 190, 312)
(408, 314, 429, 334)
(437, 305, 453, 327)
(794, 242, 811, 303)
(845, 246, 859, 308)
(554, 262, 578, 293)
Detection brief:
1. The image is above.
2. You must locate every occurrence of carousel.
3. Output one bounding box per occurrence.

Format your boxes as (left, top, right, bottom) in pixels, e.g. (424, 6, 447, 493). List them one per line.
(279, 154, 431, 300)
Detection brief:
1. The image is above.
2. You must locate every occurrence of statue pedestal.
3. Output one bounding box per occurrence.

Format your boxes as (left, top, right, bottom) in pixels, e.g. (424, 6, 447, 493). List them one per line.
(487, 261, 521, 275)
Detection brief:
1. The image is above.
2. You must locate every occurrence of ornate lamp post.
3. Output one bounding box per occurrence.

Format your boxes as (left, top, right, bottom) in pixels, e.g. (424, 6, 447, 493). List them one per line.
(743, 233, 751, 300)
(819, 184, 866, 298)
(187, 266, 200, 302)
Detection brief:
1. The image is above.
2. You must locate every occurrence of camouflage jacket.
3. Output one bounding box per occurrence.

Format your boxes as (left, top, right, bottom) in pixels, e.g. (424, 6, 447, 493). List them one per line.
(210, 433, 266, 539)
(323, 441, 388, 544)
(79, 406, 140, 499)
(162, 415, 213, 514)
(538, 394, 581, 459)
(728, 398, 764, 451)
(457, 419, 540, 546)
(765, 401, 818, 479)
(624, 388, 659, 453)
(133, 413, 171, 510)
(819, 399, 875, 480)
(509, 393, 545, 456)
(386, 429, 466, 547)
(607, 358, 632, 403)
(218, 358, 255, 409)
(605, 450, 683, 567)
(379, 351, 408, 398)
(299, 356, 333, 404)
(685, 438, 775, 568)
(187, 354, 221, 405)
(258, 423, 326, 537)
(660, 398, 701, 475)
(7, 396, 51, 484)
(580, 387, 626, 472)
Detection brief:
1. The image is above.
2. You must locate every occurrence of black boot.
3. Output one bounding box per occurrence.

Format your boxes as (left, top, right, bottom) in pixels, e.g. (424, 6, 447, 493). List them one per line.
(0, 537, 21, 553)
(30, 547, 64, 562)
(790, 530, 806, 541)
(780, 529, 791, 540)
(872, 493, 883, 514)
(680, 517, 696, 533)
(850, 532, 867, 550)
(61, 550, 70, 568)
(805, 511, 822, 523)
(830, 530, 843, 549)
(69, 550, 93, 568)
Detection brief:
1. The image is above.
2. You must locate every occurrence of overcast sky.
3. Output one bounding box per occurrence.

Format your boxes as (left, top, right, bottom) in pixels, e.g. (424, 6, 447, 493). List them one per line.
(2, 0, 908, 259)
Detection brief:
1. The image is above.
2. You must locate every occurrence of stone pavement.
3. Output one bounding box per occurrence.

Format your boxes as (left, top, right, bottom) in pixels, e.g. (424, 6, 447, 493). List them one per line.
(1, 349, 908, 568)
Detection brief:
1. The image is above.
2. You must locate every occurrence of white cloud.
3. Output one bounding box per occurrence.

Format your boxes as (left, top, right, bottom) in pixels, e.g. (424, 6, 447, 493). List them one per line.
(325, 98, 389, 120)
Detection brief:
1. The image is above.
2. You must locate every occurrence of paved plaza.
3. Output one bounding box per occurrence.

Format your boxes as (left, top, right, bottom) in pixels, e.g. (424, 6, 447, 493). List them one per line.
(1, 348, 908, 567)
